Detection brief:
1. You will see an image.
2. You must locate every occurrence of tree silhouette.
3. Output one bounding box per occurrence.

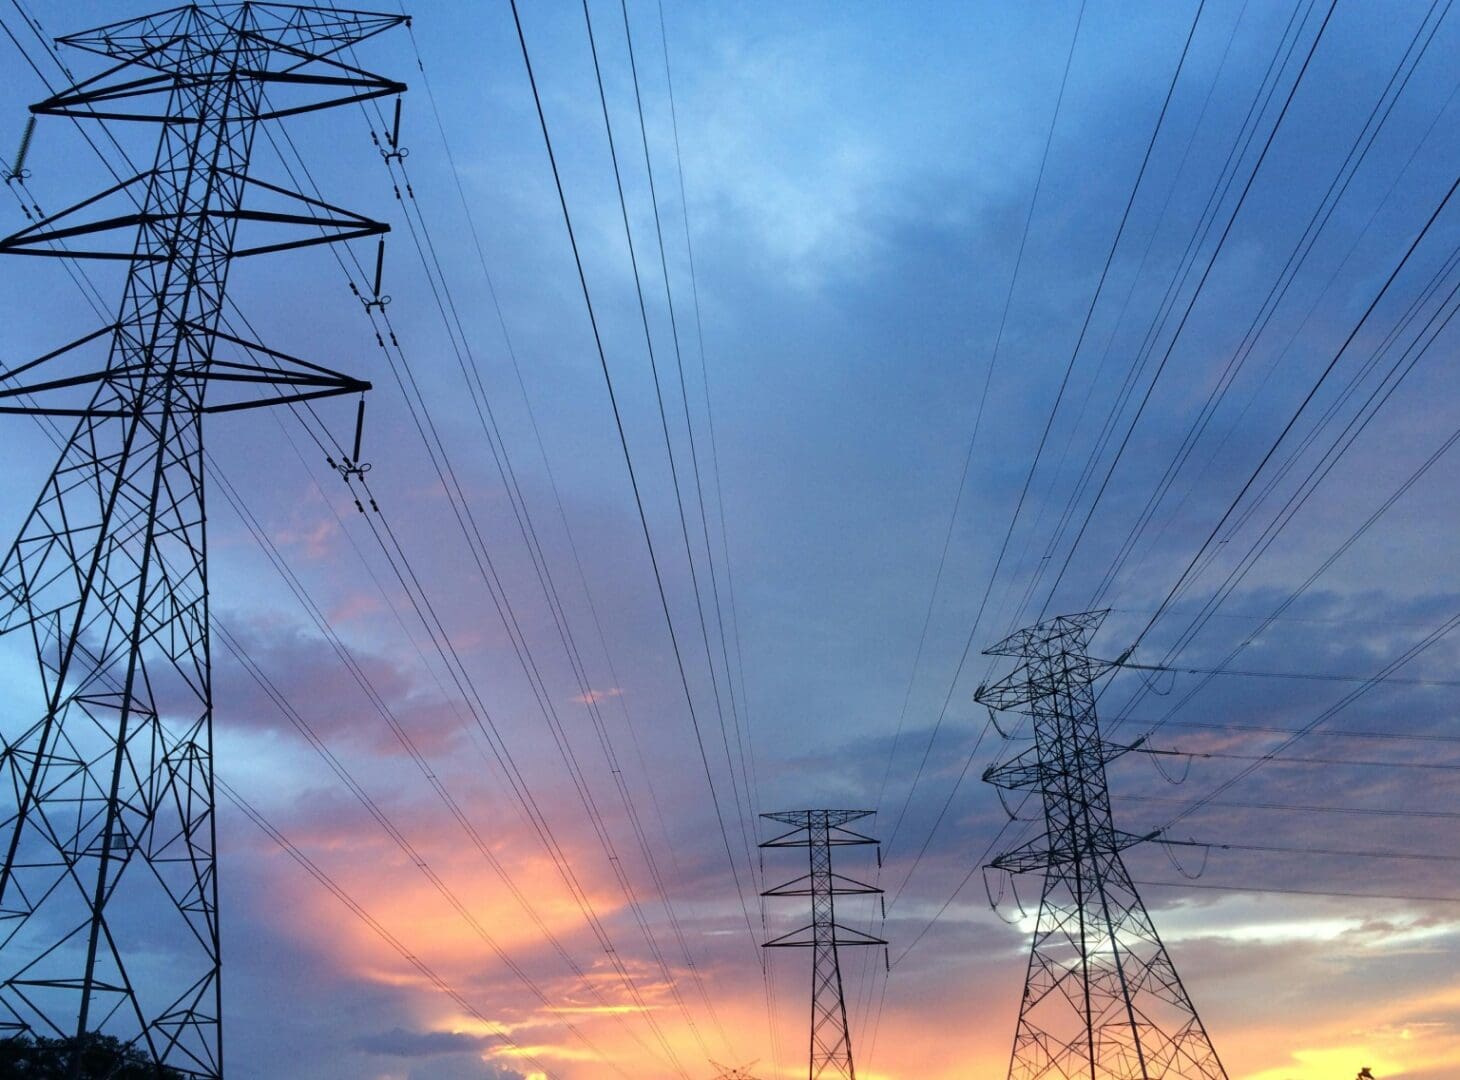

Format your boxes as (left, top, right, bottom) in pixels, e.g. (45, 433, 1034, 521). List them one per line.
(0, 1033, 186, 1078)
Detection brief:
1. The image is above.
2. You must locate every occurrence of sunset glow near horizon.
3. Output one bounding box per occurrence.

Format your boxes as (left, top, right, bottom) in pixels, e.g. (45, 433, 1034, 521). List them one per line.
(2, 1, 1459, 1078)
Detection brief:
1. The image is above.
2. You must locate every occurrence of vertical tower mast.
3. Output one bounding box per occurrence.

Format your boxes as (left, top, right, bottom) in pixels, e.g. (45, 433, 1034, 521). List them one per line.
(0, 6, 405, 1075)
(975, 610, 1226, 1080)
(761, 810, 885, 1080)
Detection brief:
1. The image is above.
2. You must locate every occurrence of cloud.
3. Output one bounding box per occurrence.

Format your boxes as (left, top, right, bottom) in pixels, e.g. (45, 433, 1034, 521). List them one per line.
(408, 1061, 526, 1080)
(212, 611, 470, 756)
(355, 1027, 500, 1058)
(7, 3, 1457, 1078)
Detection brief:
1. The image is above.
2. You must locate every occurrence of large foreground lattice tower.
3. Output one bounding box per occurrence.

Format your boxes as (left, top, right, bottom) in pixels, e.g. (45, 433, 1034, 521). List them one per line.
(761, 810, 885, 1080)
(0, 6, 405, 1075)
(975, 611, 1225, 1080)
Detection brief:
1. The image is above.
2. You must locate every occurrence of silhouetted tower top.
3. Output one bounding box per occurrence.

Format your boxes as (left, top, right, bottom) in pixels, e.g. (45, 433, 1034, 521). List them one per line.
(710, 1062, 764, 1080)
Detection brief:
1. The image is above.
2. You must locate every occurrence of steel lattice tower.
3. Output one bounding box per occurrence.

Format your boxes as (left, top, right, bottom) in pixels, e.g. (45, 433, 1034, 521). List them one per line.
(761, 810, 885, 1080)
(709, 1062, 762, 1080)
(0, 6, 405, 1075)
(974, 610, 1226, 1080)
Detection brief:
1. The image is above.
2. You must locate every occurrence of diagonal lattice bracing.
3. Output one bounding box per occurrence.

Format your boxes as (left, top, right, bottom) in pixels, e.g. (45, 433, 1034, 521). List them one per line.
(975, 611, 1226, 1080)
(0, 6, 405, 1076)
(761, 810, 885, 1080)
(710, 1061, 763, 1080)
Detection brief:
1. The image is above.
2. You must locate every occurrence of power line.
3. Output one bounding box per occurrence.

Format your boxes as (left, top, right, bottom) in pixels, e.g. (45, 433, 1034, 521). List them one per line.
(1110, 63, 1460, 632)
(988, 0, 1271, 636)
(1097, 244, 1460, 786)
(369, 114, 726, 1068)
(1122, 661, 1460, 689)
(214, 776, 562, 1079)
(989, 0, 1315, 644)
(1084, 0, 1453, 610)
(0, 393, 587, 1074)
(879, 0, 1092, 862)
(389, 38, 721, 1038)
(578, 0, 762, 914)
(1106, 406, 1460, 749)
(617, 0, 759, 855)
(645, 0, 780, 1065)
(256, 39, 733, 1061)
(1036, 0, 1340, 618)
(1162, 837, 1460, 865)
(1147, 605, 1460, 832)
(861, 6, 1211, 1013)
(207, 449, 670, 1074)
(1128, 162, 1460, 655)
(1135, 717, 1460, 745)
(1141, 746, 1460, 771)
(235, 56, 707, 1068)
(893, 284, 1460, 961)
(507, 0, 765, 997)
(1115, 793, 1460, 821)
(1133, 879, 1460, 905)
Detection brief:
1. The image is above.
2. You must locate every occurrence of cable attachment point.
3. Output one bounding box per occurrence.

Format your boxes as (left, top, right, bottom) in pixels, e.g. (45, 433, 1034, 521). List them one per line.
(359, 238, 391, 313)
(987, 704, 1010, 739)
(1160, 836, 1211, 880)
(380, 98, 410, 165)
(993, 784, 1022, 821)
(4, 117, 36, 186)
(333, 396, 374, 482)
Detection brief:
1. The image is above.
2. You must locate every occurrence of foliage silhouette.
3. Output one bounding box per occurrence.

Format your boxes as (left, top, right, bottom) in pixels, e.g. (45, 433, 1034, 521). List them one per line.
(0, 1033, 186, 1078)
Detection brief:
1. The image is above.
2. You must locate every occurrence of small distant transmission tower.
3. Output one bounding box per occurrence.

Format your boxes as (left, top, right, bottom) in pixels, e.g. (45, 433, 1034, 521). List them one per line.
(761, 810, 885, 1080)
(974, 611, 1226, 1080)
(0, 5, 405, 1075)
(710, 1061, 762, 1080)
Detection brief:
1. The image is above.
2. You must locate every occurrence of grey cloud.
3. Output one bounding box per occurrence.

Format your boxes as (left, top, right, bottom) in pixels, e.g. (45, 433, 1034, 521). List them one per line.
(354, 1026, 499, 1058)
(408, 1059, 525, 1080)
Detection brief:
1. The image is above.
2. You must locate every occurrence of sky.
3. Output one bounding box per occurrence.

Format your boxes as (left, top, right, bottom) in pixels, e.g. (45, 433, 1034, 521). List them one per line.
(2, 0, 1460, 1078)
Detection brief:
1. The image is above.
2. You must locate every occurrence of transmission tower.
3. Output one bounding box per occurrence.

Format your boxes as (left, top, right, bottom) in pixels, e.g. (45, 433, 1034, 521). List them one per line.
(709, 1061, 762, 1080)
(761, 810, 885, 1080)
(974, 610, 1226, 1080)
(0, 6, 405, 1076)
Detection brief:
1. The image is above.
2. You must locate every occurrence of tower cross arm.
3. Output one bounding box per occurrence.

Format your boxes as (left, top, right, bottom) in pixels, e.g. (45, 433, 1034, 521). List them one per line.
(762, 872, 883, 898)
(974, 662, 1039, 712)
(982, 746, 1042, 791)
(56, 5, 408, 68)
(763, 924, 887, 949)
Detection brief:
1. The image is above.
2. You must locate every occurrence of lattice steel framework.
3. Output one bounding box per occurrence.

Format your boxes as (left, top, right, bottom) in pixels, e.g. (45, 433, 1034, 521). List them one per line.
(761, 810, 884, 1080)
(975, 611, 1226, 1080)
(709, 1061, 762, 1080)
(0, 6, 405, 1075)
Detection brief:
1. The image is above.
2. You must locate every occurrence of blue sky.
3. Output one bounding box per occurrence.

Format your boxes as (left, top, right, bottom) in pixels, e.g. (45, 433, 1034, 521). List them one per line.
(3, 1, 1460, 1077)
